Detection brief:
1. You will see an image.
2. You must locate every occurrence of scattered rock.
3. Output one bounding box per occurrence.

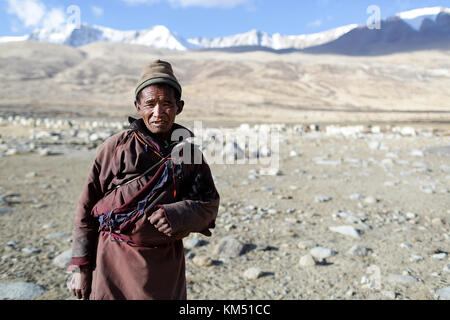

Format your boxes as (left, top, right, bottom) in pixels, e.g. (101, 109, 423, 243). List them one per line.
(432, 253, 447, 260)
(329, 225, 362, 239)
(243, 267, 263, 280)
(46, 233, 70, 240)
(310, 246, 337, 262)
(183, 237, 205, 249)
(431, 218, 445, 226)
(25, 172, 37, 178)
(387, 274, 420, 285)
(213, 237, 245, 258)
(21, 248, 41, 255)
(299, 254, 316, 267)
(348, 193, 363, 200)
(259, 168, 282, 176)
(192, 255, 213, 267)
(314, 195, 332, 203)
(297, 240, 315, 250)
(42, 222, 57, 229)
(0, 207, 13, 214)
(52, 250, 72, 269)
(435, 287, 450, 300)
(381, 290, 397, 299)
(443, 263, 450, 274)
(0, 281, 45, 300)
(410, 255, 424, 262)
(363, 196, 377, 204)
(347, 245, 369, 256)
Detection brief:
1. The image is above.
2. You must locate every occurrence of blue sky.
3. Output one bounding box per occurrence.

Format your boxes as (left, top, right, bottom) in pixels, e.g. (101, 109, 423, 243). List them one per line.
(1, 0, 449, 38)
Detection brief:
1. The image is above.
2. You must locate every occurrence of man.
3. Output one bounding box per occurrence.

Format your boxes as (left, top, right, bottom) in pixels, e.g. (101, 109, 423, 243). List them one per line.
(68, 60, 220, 300)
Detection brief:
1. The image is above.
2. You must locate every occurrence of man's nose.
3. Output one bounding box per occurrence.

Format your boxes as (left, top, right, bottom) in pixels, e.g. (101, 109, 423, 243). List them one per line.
(153, 103, 164, 116)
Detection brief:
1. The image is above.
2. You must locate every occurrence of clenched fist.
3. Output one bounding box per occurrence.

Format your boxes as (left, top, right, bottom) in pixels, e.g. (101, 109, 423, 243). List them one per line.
(148, 208, 173, 236)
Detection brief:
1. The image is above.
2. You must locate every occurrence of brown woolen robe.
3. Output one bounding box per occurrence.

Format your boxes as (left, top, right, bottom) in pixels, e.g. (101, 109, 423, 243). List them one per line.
(69, 117, 220, 300)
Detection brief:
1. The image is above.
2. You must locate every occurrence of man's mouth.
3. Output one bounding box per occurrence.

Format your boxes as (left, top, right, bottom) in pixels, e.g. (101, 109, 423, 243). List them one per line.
(151, 120, 167, 125)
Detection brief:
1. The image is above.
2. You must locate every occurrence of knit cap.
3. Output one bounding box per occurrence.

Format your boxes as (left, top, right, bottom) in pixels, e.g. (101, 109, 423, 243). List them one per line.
(135, 59, 182, 99)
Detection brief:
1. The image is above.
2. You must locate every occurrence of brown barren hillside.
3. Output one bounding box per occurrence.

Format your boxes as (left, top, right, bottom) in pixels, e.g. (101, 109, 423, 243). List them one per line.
(0, 41, 449, 123)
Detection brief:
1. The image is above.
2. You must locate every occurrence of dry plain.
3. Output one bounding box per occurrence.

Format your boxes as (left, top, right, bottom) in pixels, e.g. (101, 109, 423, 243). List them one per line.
(0, 42, 449, 300)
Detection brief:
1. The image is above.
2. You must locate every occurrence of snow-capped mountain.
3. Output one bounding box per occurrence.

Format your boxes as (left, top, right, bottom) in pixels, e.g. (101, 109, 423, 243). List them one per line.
(0, 6, 448, 54)
(187, 24, 358, 50)
(26, 23, 195, 50)
(396, 6, 450, 30)
(303, 6, 450, 55)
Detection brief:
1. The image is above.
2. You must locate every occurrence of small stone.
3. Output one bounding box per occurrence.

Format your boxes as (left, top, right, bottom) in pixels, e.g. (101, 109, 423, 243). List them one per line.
(38, 148, 49, 156)
(46, 233, 70, 240)
(52, 250, 72, 269)
(431, 218, 445, 226)
(299, 254, 316, 267)
(348, 193, 363, 200)
(297, 240, 315, 250)
(183, 238, 203, 250)
(443, 263, 450, 273)
(410, 149, 424, 157)
(405, 212, 417, 219)
(243, 267, 263, 280)
(432, 253, 447, 260)
(410, 255, 424, 262)
(259, 168, 282, 176)
(435, 287, 450, 300)
(368, 141, 380, 150)
(329, 225, 362, 239)
(400, 242, 413, 249)
(387, 274, 420, 285)
(261, 186, 275, 192)
(21, 248, 41, 255)
(347, 245, 368, 256)
(0, 207, 13, 215)
(42, 222, 57, 229)
(363, 196, 377, 204)
(315, 195, 332, 203)
(0, 281, 45, 300)
(25, 172, 37, 178)
(381, 290, 397, 299)
(310, 246, 337, 261)
(192, 255, 213, 267)
(213, 237, 245, 258)
(7, 240, 19, 247)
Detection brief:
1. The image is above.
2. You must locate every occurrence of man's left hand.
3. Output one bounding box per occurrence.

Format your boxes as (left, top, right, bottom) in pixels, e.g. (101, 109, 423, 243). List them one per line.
(148, 208, 173, 236)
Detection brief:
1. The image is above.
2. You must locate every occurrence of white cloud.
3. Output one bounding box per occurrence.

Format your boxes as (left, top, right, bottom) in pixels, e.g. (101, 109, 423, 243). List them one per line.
(6, 0, 73, 31)
(91, 5, 104, 17)
(122, 0, 252, 8)
(307, 19, 322, 28)
(7, 0, 46, 27)
(41, 8, 66, 30)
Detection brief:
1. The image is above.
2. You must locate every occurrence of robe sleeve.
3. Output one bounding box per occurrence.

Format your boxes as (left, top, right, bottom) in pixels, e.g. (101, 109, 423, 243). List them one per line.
(68, 133, 125, 270)
(159, 157, 220, 238)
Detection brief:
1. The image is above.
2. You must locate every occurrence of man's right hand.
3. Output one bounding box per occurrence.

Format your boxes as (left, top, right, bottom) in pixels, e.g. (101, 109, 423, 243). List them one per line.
(69, 266, 92, 300)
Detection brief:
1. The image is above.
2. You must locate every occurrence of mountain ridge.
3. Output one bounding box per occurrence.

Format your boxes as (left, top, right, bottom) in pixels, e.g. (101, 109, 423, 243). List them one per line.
(0, 6, 449, 55)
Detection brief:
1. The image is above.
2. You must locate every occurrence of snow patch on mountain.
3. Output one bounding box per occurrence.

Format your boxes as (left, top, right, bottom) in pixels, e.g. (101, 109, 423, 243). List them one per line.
(396, 6, 450, 30)
(187, 24, 359, 50)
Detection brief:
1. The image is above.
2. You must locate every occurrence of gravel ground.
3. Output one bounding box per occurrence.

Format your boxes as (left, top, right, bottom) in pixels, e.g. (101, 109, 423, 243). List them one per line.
(0, 118, 449, 300)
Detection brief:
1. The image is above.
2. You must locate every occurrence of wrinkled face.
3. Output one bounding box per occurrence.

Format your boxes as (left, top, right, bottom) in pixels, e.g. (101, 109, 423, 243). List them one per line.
(134, 84, 184, 135)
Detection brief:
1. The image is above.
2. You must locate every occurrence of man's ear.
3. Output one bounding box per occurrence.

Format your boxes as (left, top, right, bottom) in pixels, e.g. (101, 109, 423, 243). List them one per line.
(134, 99, 140, 112)
(176, 100, 184, 115)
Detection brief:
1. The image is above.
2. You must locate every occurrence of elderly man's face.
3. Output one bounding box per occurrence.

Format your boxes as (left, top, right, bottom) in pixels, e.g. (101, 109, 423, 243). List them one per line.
(134, 84, 184, 136)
